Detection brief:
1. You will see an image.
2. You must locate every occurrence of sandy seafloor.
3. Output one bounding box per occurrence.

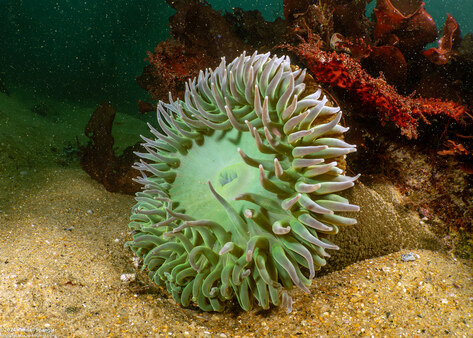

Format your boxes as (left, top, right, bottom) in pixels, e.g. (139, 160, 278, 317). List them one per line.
(1, 91, 472, 337)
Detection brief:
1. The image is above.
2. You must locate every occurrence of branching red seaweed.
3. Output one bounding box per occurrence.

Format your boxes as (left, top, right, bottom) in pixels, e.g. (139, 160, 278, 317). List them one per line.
(438, 140, 469, 156)
(287, 37, 468, 138)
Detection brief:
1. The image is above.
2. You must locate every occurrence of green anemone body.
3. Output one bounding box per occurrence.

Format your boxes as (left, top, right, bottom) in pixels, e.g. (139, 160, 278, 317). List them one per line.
(128, 52, 360, 313)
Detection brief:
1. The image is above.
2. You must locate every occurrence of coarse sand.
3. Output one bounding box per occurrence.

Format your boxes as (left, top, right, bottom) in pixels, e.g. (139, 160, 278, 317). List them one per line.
(0, 168, 472, 337)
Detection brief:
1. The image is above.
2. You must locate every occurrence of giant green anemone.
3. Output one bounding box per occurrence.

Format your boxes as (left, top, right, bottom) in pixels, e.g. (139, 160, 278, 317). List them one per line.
(127, 51, 360, 312)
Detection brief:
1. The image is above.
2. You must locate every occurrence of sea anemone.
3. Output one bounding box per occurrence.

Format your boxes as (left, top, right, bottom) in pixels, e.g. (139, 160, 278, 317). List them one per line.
(127, 51, 359, 313)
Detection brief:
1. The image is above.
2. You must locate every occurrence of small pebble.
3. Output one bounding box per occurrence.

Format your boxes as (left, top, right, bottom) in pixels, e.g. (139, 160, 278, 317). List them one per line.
(120, 273, 136, 282)
(401, 252, 417, 262)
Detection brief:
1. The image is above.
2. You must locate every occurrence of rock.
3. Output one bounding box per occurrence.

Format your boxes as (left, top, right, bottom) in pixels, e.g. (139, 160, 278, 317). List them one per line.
(320, 183, 441, 273)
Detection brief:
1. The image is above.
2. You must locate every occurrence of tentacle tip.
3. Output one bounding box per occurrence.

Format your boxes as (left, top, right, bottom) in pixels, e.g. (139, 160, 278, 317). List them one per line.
(283, 295, 294, 314)
(246, 250, 253, 262)
(233, 194, 244, 201)
(244, 209, 253, 218)
(300, 284, 311, 294)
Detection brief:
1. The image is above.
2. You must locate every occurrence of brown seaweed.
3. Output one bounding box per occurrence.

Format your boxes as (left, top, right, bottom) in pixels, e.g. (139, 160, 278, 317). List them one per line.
(80, 102, 140, 195)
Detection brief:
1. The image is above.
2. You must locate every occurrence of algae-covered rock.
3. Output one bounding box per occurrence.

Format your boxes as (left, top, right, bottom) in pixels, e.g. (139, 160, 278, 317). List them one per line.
(323, 183, 442, 272)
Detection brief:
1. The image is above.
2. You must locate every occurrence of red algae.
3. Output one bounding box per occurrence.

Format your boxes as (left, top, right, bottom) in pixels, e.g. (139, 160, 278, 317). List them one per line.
(373, 0, 437, 51)
(424, 14, 462, 65)
(136, 40, 216, 102)
(287, 37, 468, 139)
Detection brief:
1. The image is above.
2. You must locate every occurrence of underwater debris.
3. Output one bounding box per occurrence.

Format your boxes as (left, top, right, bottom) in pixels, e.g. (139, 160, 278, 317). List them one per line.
(80, 102, 140, 194)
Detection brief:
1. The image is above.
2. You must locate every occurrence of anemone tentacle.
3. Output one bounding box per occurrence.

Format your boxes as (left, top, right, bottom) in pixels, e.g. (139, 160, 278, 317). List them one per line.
(127, 51, 359, 313)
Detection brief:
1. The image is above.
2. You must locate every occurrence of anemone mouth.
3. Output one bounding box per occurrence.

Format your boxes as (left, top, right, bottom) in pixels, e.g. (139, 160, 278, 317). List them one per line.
(128, 51, 360, 313)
